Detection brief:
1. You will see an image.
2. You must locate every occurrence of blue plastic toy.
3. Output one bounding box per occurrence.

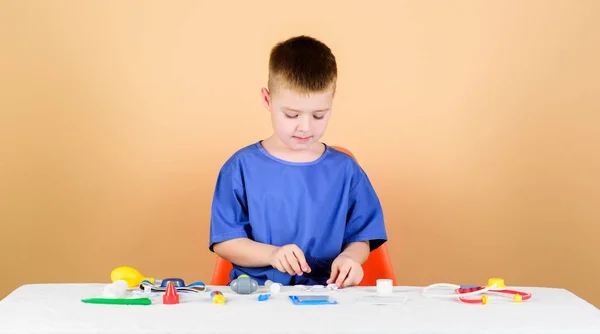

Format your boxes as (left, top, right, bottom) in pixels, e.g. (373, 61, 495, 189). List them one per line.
(258, 294, 271, 301)
(289, 295, 338, 305)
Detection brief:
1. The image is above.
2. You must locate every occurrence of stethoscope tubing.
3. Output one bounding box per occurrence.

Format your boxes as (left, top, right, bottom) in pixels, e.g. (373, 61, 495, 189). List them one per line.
(422, 283, 504, 298)
(421, 283, 531, 302)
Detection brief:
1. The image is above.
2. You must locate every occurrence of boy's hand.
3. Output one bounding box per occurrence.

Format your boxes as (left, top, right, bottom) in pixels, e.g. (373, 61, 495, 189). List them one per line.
(327, 254, 364, 288)
(269, 244, 311, 276)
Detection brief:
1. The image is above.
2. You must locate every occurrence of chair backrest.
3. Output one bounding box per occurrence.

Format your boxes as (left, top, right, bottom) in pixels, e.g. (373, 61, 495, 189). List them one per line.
(211, 254, 234, 286)
(210, 146, 396, 286)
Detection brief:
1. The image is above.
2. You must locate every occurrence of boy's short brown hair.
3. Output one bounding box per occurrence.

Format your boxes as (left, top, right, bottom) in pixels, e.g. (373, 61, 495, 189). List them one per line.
(268, 35, 337, 95)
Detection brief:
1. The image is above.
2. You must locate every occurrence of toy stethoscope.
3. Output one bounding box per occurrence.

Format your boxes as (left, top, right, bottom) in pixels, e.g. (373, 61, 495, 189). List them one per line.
(422, 278, 531, 305)
(139, 278, 206, 293)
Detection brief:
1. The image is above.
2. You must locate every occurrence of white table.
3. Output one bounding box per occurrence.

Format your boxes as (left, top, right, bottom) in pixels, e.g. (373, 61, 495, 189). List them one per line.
(1, 283, 599, 333)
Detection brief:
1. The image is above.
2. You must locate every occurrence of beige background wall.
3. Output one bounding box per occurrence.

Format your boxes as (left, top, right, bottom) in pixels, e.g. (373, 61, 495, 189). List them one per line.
(1, 1, 599, 306)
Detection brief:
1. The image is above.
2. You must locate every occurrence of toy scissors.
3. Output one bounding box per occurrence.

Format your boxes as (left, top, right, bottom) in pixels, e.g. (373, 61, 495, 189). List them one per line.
(139, 278, 206, 293)
(422, 278, 531, 305)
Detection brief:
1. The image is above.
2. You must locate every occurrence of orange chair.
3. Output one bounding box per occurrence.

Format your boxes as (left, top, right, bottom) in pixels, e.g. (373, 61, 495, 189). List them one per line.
(211, 255, 234, 286)
(210, 146, 396, 286)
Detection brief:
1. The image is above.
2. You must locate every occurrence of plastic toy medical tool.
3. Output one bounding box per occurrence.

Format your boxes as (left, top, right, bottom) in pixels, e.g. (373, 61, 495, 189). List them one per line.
(376, 279, 393, 294)
(289, 295, 338, 305)
(139, 278, 206, 293)
(264, 280, 282, 293)
(163, 282, 180, 305)
(230, 274, 258, 294)
(422, 278, 532, 305)
(257, 294, 271, 301)
(211, 291, 227, 304)
(111, 266, 160, 288)
(81, 297, 152, 305)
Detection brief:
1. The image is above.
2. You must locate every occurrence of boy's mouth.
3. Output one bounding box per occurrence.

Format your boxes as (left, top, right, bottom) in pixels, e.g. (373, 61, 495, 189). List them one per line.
(293, 136, 311, 142)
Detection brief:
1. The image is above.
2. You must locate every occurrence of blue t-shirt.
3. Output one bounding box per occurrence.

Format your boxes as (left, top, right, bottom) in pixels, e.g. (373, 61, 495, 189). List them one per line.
(209, 141, 387, 286)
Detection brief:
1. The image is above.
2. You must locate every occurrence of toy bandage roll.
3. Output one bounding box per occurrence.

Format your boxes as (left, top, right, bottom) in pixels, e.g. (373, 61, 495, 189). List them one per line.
(376, 279, 393, 294)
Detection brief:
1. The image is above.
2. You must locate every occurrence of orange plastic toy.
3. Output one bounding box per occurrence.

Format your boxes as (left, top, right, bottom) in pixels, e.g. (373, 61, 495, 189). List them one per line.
(210, 146, 396, 287)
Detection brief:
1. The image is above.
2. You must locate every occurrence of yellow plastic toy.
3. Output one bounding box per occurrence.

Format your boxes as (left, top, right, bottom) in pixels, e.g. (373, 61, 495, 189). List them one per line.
(486, 278, 506, 289)
(213, 294, 226, 304)
(111, 266, 156, 288)
(211, 290, 226, 304)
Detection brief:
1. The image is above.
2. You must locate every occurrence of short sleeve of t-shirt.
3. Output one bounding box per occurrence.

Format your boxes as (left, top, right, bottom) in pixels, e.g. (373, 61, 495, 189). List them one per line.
(209, 159, 250, 252)
(343, 162, 387, 251)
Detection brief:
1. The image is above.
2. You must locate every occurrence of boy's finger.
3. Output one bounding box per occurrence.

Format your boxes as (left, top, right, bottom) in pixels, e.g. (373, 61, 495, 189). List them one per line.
(341, 269, 355, 288)
(285, 253, 302, 275)
(280, 259, 296, 276)
(336, 265, 351, 287)
(327, 265, 340, 284)
(292, 249, 310, 273)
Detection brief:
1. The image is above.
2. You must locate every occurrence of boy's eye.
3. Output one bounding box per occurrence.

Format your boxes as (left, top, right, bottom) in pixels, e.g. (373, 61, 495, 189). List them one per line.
(313, 115, 324, 120)
(285, 113, 298, 119)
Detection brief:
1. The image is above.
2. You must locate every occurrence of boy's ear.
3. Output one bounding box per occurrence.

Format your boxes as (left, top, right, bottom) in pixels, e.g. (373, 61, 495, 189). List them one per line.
(261, 87, 272, 111)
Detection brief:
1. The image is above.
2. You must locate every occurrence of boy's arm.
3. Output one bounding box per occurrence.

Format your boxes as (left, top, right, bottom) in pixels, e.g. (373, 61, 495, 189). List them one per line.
(214, 239, 311, 275)
(339, 240, 370, 265)
(328, 240, 371, 287)
(212, 238, 278, 267)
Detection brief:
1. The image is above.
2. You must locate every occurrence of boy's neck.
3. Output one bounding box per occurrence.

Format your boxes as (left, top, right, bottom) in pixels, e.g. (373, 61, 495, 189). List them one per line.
(260, 135, 326, 163)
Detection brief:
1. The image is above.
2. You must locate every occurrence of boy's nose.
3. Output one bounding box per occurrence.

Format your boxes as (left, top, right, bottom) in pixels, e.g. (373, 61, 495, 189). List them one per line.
(297, 115, 310, 132)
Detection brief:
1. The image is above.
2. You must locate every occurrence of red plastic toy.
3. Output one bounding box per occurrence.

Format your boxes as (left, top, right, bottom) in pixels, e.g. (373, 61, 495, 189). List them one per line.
(422, 278, 532, 305)
(163, 282, 180, 304)
(455, 285, 532, 305)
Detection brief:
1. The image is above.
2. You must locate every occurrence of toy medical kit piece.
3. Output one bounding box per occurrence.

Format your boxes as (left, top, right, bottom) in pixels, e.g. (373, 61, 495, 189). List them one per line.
(376, 279, 393, 295)
(211, 291, 227, 304)
(81, 297, 152, 305)
(257, 294, 271, 301)
(132, 285, 157, 298)
(139, 278, 206, 293)
(422, 278, 532, 305)
(111, 266, 159, 288)
(289, 295, 338, 305)
(265, 280, 282, 293)
(160, 278, 205, 289)
(160, 278, 186, 288)
(299, 285, 326, 292)
(230, 274, 258, 294)
(103, 280, 128, 298)
(163, 282, 179, 305)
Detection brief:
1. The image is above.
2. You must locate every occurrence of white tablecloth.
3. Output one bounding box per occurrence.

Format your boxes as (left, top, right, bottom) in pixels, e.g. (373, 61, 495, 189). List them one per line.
(1, 283, 599, 333)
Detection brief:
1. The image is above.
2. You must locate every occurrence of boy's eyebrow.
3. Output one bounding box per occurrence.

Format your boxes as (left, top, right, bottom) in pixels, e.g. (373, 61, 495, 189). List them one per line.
(283, 107, 330, 113)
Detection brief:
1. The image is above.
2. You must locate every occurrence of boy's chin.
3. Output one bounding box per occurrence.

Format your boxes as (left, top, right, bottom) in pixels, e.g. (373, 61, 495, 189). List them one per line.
(287, 137, 315, 150)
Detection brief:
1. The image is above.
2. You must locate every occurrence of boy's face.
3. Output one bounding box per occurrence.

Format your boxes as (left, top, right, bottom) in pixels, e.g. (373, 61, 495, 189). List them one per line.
(261, 86, 334, 151)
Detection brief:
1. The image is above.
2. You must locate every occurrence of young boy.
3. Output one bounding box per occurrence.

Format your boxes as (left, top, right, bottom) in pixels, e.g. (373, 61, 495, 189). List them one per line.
(209, 35, 387, 288)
